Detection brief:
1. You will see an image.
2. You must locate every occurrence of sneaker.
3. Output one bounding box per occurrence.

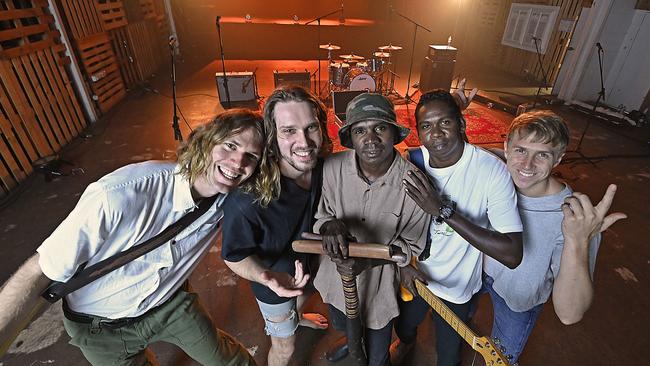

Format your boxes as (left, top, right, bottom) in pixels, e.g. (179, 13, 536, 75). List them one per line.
(389, 339, 414, 365)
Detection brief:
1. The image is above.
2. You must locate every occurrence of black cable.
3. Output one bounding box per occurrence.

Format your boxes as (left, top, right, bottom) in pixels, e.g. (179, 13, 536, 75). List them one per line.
(175, 104, 194, 132)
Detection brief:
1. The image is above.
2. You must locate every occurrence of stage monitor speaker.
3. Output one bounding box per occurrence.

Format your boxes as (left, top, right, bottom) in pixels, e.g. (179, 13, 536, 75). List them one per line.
(274, 70, 311, 90)
(215, 72, 257, 102)
(332, 90, 367, 122)
(419, 57, 456, 94)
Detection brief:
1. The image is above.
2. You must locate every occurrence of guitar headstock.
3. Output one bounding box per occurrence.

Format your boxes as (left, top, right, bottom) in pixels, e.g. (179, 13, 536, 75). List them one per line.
(473, 335, 510, 366)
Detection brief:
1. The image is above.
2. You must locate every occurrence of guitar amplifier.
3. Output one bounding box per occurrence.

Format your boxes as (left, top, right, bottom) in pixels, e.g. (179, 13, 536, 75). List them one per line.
(273, 70, 311, 90)
(332, 90, 367, 124)
(426, 45, 458, 62)
(215, 72, 257, 102)
(419, 45, 457, 93)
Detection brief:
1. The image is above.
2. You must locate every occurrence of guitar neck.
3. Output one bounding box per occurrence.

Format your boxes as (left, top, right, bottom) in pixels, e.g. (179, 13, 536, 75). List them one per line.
(414, 280, 478, 347)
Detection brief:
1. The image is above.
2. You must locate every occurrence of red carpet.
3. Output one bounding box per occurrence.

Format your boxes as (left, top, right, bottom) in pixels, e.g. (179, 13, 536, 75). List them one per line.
(327, 104, 510, 152)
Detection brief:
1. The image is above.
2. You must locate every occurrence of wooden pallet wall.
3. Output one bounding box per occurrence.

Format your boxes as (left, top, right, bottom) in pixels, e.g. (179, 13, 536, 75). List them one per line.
(103, 0, 165, 89)
(95, 0, 128, 31)
(57, 0, 126, 114)
(0, 0, 86, 195)
(76, 32, 125, 113)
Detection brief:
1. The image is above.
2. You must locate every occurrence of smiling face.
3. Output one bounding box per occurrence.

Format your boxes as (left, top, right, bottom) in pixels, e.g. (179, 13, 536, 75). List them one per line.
(504, 131, 564, 197)
(196, 127, 263, 196)
(349, 120, 396, 176)
(416, 100, 465, 168)
(274, 100, 323, 179)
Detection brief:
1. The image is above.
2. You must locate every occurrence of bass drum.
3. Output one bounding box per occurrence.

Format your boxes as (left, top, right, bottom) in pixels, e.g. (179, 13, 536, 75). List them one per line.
(344, 68, 376, 92)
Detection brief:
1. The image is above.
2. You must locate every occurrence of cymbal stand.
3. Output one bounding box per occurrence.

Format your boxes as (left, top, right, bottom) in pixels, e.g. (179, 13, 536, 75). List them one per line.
(392, 8, 431, 104)
(305, 7, 343, 97)
(383, 51, 399, 97)
(321, 48, 335, 99)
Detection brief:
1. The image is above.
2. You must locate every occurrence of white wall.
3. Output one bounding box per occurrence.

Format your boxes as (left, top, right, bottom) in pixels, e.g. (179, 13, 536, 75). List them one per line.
(604, 10, 650, 112)
(573, 0, 648, 110)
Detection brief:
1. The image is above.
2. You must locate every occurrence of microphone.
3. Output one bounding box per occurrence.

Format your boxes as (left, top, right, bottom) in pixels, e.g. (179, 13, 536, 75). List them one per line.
(596, 42, 603, 51)
(216, 15, 221, 28)
(168, 35, 176, 47)
(339, 1, 345, 24)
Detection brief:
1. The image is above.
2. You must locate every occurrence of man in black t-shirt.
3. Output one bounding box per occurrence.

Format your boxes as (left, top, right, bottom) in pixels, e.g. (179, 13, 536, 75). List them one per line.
(222, 86, 332, 366)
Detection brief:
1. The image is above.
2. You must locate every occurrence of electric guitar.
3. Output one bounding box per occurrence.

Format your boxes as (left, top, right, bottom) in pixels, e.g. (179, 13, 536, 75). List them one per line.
(412, 280, 510, 365)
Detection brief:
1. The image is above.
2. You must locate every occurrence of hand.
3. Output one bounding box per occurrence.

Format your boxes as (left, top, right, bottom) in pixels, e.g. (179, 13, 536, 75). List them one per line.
(453, 78, 478, 111)
(331, 257, 370, 277)
(561, 184, 627, 242)
(320, 219, 352, 259)
(260, 260, 309, 298)
(403, 170, 441, 216)
(399, 265, 429, 298)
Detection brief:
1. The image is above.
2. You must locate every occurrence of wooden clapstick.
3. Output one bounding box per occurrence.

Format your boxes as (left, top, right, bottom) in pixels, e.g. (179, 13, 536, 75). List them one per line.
(292, 240, 405, 262)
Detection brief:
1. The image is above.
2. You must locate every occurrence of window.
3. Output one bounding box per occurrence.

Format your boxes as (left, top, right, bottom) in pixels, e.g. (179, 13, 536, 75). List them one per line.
(501, 3, 559, 54)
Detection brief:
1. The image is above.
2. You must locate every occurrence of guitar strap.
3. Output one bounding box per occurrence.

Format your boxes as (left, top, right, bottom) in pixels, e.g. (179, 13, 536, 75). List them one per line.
(41, 194, 219, 303)
(408, 148, 432, 261)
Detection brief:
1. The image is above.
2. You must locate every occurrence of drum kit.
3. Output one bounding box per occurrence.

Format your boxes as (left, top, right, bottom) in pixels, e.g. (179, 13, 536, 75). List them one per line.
(319, 43, 403, 98)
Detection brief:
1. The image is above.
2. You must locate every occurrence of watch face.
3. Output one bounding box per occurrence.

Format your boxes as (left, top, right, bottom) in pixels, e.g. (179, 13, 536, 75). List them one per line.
(439, 205, 454, 219)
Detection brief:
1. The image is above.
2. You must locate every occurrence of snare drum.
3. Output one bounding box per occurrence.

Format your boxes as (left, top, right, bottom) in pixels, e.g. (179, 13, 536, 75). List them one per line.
(329, 62, 350, 87)
(344, 68, 376, 92)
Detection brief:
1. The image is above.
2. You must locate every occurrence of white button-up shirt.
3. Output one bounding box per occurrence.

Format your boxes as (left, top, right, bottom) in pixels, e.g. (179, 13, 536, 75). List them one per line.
(38, 161, 225, 318)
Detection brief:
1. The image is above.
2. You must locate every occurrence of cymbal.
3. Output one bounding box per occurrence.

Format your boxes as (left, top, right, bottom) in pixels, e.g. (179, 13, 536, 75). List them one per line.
(378, 44, 402, 51)
(340, 53, 365, 60)
(319, 43, 341, 50)
(330, 62, 349, 67)
(373, 51, 390, 58)
(356, 61, 368, 67)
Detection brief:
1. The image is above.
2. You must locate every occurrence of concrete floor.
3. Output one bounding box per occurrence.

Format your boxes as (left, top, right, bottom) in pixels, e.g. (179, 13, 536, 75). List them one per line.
(0, 59, 648, 366)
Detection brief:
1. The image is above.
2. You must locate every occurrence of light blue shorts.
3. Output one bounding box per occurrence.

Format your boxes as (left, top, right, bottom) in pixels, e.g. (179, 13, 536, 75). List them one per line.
(255, 297, 299, 338)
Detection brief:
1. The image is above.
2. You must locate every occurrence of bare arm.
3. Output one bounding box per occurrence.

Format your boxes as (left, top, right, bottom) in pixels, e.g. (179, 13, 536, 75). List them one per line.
(0, 253, 51, 346)
(452, 78, 478, 111)
(446, 215, 522, 268)
(403, 169, 522, 268)
(224, 256, 308, 298)
(553, 185, 626, 324)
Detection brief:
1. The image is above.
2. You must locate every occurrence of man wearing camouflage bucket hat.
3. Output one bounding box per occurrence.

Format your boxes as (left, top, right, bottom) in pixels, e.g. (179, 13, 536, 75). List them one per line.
(311, 93, 430, 365)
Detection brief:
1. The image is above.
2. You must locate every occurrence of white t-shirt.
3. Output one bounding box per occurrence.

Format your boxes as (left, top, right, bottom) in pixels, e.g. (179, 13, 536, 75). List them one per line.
(38, 161, 225, 318)
(417, 144, 522, 304)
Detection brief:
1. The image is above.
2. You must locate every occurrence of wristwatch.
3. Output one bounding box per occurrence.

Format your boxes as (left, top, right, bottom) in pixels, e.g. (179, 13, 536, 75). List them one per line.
(435, 196, 456, 224)
(438, 203, 455, 220)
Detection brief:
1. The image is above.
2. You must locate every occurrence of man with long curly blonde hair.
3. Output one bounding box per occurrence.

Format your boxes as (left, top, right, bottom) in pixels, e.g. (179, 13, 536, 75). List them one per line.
(0, 109, 272, 365)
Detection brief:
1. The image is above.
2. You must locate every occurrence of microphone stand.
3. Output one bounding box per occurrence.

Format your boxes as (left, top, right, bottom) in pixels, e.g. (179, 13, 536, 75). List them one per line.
(216, 17, 231, 109)
(305, 7, 343, 98)
(169, 37, 182, 142)
(531, 37, 549, 109)
(567, 43, 604, 167)
(391, 8, 431, 104)
(592, 43, 605, 112)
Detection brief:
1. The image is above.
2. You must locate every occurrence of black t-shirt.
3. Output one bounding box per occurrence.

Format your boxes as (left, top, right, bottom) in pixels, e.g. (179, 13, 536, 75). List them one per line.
(221, 160, 323, 304)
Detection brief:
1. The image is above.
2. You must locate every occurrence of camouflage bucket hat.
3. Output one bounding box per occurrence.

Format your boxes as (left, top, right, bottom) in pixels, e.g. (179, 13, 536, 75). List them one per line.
(338, 93, 411, 149)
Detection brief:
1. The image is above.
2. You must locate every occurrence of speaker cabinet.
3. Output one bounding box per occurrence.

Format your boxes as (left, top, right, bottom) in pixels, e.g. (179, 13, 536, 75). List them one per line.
(273, 70, 311, 90)
(215, 72, 257, 102)
(332, 90, 367, 121)
(419, 45, 457, 93)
